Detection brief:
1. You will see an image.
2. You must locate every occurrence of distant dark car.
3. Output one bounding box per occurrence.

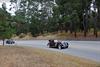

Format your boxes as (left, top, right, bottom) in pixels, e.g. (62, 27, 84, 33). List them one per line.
(47, 40, 69, 49)
(6, 39, 15, 44)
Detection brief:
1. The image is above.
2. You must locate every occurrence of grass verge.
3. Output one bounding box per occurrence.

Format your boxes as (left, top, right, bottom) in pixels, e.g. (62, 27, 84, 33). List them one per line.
(0, 45, 100, 67)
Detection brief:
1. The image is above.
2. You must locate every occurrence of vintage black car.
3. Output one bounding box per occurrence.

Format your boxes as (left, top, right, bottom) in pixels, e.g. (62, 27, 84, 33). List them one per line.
(47, 40, 69, 49)
(6, 39, 15, 44)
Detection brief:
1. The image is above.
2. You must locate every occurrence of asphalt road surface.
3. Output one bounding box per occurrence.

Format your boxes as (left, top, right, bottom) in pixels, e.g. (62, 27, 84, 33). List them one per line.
(0, 40, 100, 62)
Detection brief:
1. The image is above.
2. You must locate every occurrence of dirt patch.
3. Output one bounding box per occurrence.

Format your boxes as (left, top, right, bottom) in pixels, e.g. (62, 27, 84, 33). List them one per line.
(0, 46, 100, 67)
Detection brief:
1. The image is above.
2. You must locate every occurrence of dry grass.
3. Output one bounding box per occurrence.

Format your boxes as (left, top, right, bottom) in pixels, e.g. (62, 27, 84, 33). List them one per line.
(12, 33, 33, 40)
(0, 45, 100, 67)
(12, 32, 100, 40)
(35, 32, 100, 40)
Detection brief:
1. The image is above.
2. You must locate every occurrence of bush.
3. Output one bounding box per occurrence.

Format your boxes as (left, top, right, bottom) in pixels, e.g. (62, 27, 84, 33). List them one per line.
(19, 33, 26, 38)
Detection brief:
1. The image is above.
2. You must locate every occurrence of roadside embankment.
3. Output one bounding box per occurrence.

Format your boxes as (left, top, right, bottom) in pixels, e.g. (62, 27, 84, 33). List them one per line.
(0, 46, 100, 67)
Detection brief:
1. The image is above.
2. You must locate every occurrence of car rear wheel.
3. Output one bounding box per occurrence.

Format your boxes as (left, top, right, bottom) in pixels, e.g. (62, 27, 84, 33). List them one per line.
(66, 43, 69, 48)
(66, 46, 68, 48)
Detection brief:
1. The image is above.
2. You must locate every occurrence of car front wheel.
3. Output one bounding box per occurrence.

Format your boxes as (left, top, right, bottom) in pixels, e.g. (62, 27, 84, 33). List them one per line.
(47, 43, 50, 48)
(58, 45, 62, 50)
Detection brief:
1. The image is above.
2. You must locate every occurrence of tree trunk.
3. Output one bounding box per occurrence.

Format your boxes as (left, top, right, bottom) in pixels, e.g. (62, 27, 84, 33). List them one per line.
(93, 2, 98, 38)
(70, 22, 73, 34)
(93, 15, 98, 38)
(98, 7, 100, 28)
(74, 31, 77, 38)
(83, 13, 88, 37)
(73, 22, 77, 38)
(3, 39, 5, 46)
(97, 7, 100, 30)
(91, 11, 97, 37)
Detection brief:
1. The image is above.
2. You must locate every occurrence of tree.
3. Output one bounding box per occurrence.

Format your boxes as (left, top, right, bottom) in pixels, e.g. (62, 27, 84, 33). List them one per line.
(81, 0, 93, 37)
(96, 0, 100, 30)
(55, 0, 82, 34)
(10, 0, 55, 36)
(92, 0, 98, 37)
(9, 0, 99, 38)
(0, 3, 14, 46)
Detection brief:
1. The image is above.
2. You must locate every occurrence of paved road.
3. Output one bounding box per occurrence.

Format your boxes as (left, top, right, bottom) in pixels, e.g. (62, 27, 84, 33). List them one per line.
(0, 40, 100, 62)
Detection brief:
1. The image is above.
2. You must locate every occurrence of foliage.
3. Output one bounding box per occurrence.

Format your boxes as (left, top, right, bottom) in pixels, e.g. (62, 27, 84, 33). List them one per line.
(0, 3, 15, 45)
(7, 0, 100, 37)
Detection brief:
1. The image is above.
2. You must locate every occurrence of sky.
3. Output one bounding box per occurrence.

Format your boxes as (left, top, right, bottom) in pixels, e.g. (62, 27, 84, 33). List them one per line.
(0, 0, 16, 15)
(0, 0, 10, 3)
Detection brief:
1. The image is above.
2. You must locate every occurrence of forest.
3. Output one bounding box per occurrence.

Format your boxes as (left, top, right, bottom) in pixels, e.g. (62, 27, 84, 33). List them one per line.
(0, 0, 100, 40)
